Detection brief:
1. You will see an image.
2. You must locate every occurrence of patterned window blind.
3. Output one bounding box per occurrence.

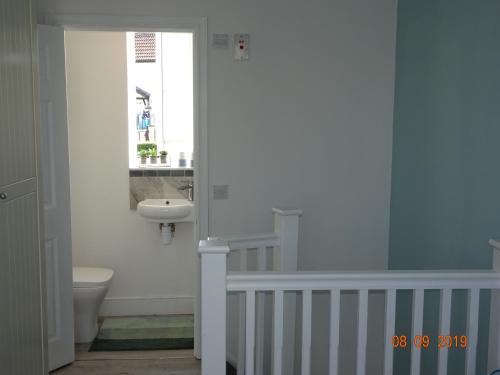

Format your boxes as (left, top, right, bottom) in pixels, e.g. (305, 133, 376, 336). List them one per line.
(134, 32, 156, 63)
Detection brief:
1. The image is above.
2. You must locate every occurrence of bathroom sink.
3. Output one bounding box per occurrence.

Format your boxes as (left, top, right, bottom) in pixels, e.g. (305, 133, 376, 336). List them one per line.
(137, 198, 194, 223)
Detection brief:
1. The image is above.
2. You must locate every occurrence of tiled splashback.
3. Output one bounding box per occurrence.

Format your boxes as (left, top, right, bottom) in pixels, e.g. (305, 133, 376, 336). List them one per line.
(129, 169, 194, 209)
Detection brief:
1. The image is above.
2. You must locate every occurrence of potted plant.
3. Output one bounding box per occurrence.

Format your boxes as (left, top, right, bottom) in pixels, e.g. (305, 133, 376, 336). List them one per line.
(139, 149, 148, 165)
(160, 150, 168, 164)
(149, 148, 158, 164)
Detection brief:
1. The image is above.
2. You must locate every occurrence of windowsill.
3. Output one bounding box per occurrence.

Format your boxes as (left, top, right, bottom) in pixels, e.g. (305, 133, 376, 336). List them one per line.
(129, 167, 193, 177)
(130, 166, 193, 170)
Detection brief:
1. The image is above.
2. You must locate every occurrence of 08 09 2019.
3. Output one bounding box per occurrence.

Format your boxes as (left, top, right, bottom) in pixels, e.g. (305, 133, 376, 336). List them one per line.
(391, 335, 468, 349)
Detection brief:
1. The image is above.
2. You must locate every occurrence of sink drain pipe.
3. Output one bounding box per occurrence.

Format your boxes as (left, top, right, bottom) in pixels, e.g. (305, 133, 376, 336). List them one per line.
(159, 223, 175, 245)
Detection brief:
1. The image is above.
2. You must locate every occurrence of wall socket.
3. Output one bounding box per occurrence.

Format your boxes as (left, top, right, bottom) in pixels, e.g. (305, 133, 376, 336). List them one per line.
(213, 185, 229, 200)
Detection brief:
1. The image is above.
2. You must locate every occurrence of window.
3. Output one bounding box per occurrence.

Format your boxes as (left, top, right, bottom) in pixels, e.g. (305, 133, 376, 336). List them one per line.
(127, 32, 194, 168)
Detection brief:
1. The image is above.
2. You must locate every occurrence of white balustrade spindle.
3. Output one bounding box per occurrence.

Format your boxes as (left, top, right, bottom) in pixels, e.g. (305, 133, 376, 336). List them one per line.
(255, 247, 267, 375)
(273, 290, 284, 375)
(466, 288, 480, 375)
(437, 289, 452, 375)
(246, 291, 256, 375)
(301, 289, 312, 375)
(383, 289, 396, 375)
(356, 290, 368, 375)
(329, 289, 341, 375)
(410, 289, 424, 375)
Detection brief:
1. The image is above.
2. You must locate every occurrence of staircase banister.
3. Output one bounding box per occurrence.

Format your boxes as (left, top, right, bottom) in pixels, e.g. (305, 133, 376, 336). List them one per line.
(209, 233, 280, 250)
(226, 270, 500, 291)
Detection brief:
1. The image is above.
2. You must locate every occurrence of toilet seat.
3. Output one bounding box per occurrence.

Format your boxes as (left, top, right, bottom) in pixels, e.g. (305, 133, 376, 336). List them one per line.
(73, 267, 114, 288)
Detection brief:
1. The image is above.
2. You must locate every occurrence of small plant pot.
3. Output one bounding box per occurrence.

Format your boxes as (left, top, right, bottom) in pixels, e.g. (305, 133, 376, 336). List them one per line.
(160, 155, 167, 164)
(140, 157, 147, 165)
(150, 156, 158, 164)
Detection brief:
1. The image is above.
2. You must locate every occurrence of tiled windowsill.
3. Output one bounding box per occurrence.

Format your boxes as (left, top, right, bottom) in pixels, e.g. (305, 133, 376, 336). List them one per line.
(131, 165, 193, 169)
(129, 168, 194, 177)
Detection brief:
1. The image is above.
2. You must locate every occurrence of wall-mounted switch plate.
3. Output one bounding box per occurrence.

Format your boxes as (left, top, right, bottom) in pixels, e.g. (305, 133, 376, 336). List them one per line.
(212, 34, 229, 49)
(213, 185, 229, 200)
(234, 34, 249, 61)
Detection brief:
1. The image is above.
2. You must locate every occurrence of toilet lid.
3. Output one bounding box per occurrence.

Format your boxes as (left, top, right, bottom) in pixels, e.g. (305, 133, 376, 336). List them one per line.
(73, 267, 114, 288)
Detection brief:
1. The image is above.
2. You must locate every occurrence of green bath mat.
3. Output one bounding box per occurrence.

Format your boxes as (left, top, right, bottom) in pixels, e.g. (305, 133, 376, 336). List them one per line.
(89, 315, 194, 351)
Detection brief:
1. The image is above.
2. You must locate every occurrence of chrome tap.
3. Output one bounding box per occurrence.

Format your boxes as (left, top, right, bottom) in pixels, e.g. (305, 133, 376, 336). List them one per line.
(178, 181, 194, 201)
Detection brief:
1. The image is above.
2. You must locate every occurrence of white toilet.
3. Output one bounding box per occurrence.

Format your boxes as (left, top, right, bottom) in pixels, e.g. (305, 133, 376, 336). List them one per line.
(73, 267, 114, 343)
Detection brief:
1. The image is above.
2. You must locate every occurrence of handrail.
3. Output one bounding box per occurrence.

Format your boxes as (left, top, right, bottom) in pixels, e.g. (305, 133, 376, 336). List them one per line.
(210, 232, 280, 250)
(226, 270, 500, 291)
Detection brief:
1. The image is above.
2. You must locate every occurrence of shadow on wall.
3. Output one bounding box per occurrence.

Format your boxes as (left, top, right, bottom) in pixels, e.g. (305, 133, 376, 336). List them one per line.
(389, 1, 500, 374)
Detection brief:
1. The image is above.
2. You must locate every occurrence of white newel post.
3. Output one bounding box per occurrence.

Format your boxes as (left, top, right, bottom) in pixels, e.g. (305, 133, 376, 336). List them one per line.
(273, 208, 302, 375)
(273, 208, 302, 272)
(489, 239, 500, 373)
(199, 240, 230, 375)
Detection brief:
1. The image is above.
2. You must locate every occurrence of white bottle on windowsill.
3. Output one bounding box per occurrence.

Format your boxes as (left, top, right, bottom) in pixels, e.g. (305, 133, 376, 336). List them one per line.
(179, 152, 187, 167)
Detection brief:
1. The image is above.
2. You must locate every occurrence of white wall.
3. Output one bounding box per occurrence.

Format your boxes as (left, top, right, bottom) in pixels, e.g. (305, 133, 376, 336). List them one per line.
(47, 2, 397, 372)
(65, 31, 197, 316)
(41, 0, 397, 273)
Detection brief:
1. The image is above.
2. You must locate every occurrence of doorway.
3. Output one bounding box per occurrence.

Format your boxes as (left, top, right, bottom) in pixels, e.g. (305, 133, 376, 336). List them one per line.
(39, 16, 207, 372)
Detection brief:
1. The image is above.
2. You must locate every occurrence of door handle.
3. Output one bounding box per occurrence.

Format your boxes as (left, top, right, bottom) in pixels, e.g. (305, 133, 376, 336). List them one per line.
(0, 192, 7, 200)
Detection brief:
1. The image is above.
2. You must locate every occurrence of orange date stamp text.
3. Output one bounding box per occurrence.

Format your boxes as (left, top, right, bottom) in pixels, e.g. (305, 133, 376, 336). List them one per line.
(391, 335, 468, 349)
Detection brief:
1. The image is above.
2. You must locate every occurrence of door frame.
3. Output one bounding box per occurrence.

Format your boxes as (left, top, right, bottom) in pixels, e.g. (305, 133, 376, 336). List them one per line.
(40, 14, 208, 358)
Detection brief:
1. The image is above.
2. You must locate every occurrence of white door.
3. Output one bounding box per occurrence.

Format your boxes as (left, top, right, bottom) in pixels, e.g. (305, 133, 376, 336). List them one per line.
(38, 24, 75, 371)
(0, 0, 46, 373)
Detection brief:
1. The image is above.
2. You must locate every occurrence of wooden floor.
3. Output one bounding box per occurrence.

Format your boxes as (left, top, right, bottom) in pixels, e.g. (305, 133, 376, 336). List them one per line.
(51, 344, 200, 375)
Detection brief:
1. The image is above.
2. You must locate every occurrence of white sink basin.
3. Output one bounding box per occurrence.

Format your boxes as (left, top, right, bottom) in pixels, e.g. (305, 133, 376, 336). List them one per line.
(137, 198, 194, 223)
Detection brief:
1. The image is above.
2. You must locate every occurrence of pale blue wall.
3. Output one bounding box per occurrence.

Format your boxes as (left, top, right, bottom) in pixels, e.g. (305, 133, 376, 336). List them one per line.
(389, 0, 500, 373)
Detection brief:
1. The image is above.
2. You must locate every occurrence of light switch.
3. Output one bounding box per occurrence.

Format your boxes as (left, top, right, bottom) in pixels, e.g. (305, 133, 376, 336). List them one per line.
(234, 34, 249, 61)
(212, 34, 229, 49)
(213, 185, 229, 200)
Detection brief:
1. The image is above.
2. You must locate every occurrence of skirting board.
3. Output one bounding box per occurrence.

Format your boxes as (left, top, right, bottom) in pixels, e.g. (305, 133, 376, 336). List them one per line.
(99, 296, 194, 316)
